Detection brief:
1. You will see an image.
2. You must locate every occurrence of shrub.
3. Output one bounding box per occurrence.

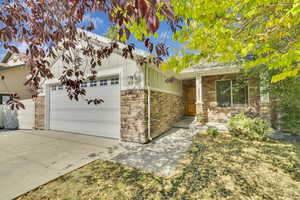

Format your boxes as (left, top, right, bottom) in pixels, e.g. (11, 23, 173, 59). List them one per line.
(270, 76, 300, 135)
(207, 126, 219, 138)
(278, 103, 300, 136)
(228, 113, 273, 140)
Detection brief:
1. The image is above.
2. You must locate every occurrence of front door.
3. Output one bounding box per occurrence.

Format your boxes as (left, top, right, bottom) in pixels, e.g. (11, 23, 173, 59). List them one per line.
(184, 87, 196, 116)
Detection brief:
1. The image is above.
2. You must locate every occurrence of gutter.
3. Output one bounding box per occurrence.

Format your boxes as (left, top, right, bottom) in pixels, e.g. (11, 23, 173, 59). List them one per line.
(0, 64, 25, 70)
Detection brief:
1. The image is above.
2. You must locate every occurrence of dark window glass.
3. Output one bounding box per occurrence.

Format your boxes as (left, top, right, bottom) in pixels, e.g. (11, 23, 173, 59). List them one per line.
(100, 79, 108, 86)
(81, 82, 87, 88)
(0, 94, 11, 104)
(216, 80, 231, 107)
(90, 80, 97, 87)
(110, 78, 119, 85)
(232, 80, 248, 105)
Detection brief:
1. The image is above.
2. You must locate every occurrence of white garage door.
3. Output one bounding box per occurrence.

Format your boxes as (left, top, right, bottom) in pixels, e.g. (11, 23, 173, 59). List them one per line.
(49, 77, 120, 139)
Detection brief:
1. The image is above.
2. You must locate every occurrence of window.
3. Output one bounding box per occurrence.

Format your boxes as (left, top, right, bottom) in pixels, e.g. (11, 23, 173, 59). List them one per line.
(58, 85, 63, 90)
(0, 94, 11, 105)
(216, 80, 248, 107)
(110, 78, 119, 85)
(81, 82, 87, 88)
(216, 80, 231, 107)
(100, 79, 108, 86)
(90, 80, 97, 87)
(232, 80, 249, 105)
(51, 86, 57, 91)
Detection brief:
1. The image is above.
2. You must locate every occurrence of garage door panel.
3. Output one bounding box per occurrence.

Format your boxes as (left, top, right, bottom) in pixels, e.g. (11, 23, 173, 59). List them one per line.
(50, 121, 119, 138)
(50, 111, 119, 122)
(50, 105, 119, 112)
(49, 77, 120, 139)
(50, 96, 119, 107)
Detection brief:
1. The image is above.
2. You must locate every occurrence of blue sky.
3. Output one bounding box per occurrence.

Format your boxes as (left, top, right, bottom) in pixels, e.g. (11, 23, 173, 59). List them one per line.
(0, 7, 180, 61)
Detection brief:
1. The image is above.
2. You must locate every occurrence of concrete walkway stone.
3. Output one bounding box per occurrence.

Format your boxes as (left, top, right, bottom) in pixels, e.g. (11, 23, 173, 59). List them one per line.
(111, 128, 198, 177)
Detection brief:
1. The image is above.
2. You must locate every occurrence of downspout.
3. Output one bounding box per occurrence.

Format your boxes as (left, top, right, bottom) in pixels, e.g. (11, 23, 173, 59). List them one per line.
(147, 66, 152, 141)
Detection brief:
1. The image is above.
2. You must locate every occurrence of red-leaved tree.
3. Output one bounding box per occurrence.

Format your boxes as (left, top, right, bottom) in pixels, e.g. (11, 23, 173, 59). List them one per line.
(0, 0, 178, 109)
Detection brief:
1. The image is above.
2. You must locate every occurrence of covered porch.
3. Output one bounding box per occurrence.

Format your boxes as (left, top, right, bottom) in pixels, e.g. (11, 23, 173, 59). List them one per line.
(173, 62, 271, 128)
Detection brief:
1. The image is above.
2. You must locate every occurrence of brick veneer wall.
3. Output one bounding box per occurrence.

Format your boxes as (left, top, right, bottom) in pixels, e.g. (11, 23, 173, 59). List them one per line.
(150, 90, 184, 139)
(120, 89, 184, 143)
(120, 90, 148, 143)
(35, 96, 45, 129)
(201, 74, 261, 123)
(34, 89, 183, 143)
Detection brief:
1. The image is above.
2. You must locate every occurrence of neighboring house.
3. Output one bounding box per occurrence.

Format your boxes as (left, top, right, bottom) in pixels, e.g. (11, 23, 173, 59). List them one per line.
(0, 52, 35, 129)
(1, 31, 271, 143)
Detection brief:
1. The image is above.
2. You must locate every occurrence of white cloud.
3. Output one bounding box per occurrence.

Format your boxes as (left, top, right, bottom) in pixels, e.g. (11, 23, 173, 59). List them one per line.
(17, 42, 28, 53)
(82, 14, 103, 27)
(160, 31, 171, 40)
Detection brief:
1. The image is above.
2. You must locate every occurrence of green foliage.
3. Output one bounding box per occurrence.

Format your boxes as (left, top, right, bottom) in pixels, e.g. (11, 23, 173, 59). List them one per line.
(104, 25, 120, 41)
(271, 76, 300, 135)
(163, 0, 300, 82)
(228, 113, 273, 140)
(207, 126, 219, 138)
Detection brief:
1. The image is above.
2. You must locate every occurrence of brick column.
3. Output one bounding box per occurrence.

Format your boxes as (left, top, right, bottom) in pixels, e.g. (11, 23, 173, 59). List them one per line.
(35, 96, 45, 129)
(120, 89, 149, 143)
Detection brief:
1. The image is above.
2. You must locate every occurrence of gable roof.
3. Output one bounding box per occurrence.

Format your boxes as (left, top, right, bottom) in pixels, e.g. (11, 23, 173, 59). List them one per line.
(1, 51, 12, 63)
(0, 31, 241, 78)
(82, 29, 149, 58)
(0, 51, 25, 70)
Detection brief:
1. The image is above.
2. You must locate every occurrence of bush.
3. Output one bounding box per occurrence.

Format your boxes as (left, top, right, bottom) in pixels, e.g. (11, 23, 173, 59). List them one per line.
(207, 126, 219, 138)
(228, 113, 273, 140)
(279, 104, 300, 136)
(270, 76, 300, 135)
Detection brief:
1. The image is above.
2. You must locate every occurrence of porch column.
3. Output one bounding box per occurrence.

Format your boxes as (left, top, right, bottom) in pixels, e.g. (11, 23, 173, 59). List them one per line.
(260, 85, 269, 104)
(196, 74, 203, 104)
(196, 74, 206, 123)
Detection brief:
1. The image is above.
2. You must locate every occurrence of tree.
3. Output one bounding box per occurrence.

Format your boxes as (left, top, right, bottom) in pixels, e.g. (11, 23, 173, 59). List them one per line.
(104, 24, 121, 41)
(1, 0, 300, 109)
(161, 0, 300, 83)
(0, 0, 176, 108)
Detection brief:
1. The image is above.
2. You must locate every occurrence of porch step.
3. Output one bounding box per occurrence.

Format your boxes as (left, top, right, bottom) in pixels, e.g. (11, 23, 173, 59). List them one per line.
(173, 118, 195, 129)
(173, 119, 229, 132)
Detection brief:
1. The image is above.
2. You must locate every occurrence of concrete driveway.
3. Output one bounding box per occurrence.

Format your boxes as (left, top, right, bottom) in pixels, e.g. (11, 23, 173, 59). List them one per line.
(0, 129, 124, 200)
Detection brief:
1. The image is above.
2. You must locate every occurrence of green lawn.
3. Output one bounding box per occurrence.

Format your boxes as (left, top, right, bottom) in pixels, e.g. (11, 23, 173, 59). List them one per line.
(18, 133, 300, 200)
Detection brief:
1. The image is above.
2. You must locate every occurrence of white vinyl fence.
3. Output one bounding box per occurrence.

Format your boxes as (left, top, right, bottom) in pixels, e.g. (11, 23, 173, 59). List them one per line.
(0, 105, 18, 129)
(0, 99, 35, 130)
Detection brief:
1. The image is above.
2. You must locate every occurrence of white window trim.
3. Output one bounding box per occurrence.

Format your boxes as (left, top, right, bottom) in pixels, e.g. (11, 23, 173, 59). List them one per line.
(215, 79, 249, 108)
(90, 80, 97, 87)
(81, 82, 88, 88)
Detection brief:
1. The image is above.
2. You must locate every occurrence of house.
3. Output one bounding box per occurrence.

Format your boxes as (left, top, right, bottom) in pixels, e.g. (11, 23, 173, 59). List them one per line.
(1, 32, 271, 143)
(0, 52, 36, 129)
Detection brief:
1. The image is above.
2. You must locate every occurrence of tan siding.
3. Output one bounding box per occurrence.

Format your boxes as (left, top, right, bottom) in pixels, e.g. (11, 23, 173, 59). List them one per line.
(0, 66, 33, 100)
